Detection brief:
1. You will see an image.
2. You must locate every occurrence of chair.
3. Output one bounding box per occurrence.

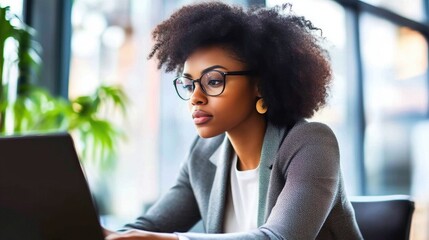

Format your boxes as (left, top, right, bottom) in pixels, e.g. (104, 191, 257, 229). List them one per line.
(350, 195, 415, 240)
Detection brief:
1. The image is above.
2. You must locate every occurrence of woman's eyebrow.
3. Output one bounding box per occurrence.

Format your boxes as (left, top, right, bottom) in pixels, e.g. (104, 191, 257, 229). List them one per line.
(202, 65, 227, 73)
(182, 65, 227, 78)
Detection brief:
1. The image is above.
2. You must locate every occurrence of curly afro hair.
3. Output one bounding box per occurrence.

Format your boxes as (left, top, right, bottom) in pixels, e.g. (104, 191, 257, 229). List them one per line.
(149, 1, 332, 127)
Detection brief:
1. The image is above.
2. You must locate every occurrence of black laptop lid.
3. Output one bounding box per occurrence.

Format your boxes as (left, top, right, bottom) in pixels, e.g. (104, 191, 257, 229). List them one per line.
(0, 133, 104, 240)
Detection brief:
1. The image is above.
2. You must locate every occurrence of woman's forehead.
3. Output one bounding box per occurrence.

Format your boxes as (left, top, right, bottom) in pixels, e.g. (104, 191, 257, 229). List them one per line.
(183, 46, 246, 74)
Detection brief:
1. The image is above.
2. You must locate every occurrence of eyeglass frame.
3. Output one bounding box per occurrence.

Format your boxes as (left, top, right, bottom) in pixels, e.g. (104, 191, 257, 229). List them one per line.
(173, 69, 253, 100)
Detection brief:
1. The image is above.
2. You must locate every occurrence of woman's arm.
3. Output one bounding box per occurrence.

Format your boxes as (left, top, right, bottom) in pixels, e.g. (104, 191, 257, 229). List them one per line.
(105, 229, 178, 240)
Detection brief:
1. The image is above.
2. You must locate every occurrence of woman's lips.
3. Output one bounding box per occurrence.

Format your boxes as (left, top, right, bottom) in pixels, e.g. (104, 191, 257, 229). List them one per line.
(192, 110, 213, 125)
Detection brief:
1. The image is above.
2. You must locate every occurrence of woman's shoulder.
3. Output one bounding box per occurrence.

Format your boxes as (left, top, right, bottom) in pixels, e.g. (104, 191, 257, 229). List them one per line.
(275, 119, 340, 172)
(276, 120, 339, 175)
(285, 119, 338, 145)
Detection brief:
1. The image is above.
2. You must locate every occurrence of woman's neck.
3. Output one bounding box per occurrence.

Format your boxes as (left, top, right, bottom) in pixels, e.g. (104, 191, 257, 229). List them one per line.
(226, 115, 266, 171)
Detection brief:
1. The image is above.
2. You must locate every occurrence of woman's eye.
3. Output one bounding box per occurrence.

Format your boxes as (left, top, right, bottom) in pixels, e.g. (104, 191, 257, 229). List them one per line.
(182, 84, 193, 92)
(207, 79, 223, 87)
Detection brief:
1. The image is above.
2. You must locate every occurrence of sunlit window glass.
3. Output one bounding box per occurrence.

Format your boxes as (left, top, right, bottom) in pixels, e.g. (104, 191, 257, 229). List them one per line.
(70, 0, 163, 227)
(0, 0, 24, 133)
(361, 13, 428, 195)
(0, 0, 23, 18)
(360, 13, 429, 239)
(362, 0, 425, 22)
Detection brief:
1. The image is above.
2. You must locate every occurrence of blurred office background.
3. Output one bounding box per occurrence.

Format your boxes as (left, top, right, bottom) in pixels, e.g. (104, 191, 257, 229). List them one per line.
(1, 0, 428, 239)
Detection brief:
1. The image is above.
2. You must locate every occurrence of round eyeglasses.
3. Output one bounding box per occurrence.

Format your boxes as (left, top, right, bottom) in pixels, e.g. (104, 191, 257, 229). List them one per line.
(173, 69, 252, 100)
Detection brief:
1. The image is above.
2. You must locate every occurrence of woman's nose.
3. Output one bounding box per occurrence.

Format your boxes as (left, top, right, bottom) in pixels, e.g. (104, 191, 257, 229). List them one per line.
(190, 82, 207, 105)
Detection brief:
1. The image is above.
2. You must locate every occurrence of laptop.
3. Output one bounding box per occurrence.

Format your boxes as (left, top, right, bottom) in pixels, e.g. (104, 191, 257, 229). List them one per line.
(0, 132, 105, 240)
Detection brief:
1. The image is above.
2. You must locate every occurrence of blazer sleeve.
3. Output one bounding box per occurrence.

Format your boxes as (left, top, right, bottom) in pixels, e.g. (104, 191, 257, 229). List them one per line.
(176, 122, 343, 240)
(261, 122, 341, 239)
(122, 138, 202, 233)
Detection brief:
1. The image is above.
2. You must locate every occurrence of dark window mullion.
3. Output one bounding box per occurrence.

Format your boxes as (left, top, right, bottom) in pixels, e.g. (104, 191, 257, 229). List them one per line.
(247, 0, 265, 7)
(58, 0, 72, 98)
(344, 3, 367, 195)
(22, 0, 32, 24)
(425, 0, 429, 118)
(20, 0, 71, 98)
(353, 10, 366, 196)
(423, 0, 429, 24)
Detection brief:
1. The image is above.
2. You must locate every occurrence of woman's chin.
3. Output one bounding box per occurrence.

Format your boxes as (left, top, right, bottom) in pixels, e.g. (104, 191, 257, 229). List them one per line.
(195, 127, 224, 139)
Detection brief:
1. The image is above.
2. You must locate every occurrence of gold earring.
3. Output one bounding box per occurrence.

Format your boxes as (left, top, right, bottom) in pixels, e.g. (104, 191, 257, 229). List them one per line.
(256, 98, 267, 114)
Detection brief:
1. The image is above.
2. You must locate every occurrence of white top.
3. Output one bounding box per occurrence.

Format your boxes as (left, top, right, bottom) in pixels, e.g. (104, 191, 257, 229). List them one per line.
(223, 154, 260, 233)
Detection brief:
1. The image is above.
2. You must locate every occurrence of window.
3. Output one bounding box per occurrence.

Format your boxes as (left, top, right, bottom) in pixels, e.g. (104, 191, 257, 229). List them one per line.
(0, 0, 23, 17)
(70, 0, 165, 226)
(360, 14, 428, 195)
(362, 0, 426, 22)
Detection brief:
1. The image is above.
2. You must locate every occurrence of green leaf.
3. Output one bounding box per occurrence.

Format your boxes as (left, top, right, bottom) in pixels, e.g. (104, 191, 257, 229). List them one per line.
(0, 5, 129, 170)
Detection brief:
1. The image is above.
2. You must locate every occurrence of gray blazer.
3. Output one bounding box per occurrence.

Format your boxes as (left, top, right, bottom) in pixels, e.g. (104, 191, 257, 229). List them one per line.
(125, 120, 363, 239)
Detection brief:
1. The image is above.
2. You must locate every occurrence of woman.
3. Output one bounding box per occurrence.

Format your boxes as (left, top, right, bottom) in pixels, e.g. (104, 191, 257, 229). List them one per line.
(106, 2, 363, 239)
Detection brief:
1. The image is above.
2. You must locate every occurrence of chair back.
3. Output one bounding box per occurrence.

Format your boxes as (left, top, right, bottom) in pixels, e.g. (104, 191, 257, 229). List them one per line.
(350, 195, 414, 240)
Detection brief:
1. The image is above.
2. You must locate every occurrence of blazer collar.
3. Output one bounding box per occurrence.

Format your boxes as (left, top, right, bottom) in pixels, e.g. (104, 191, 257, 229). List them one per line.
(258, 123, 286, 226)
(206, 136, 232, 233)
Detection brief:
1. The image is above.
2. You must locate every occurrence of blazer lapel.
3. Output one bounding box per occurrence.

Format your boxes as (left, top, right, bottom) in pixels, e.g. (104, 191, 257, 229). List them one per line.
(206, 136, 233, 233)
(257, 123, 286, 226)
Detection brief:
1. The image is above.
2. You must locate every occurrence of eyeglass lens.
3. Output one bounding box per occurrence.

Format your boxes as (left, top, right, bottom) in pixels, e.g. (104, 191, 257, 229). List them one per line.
(175, 70, 225, 99)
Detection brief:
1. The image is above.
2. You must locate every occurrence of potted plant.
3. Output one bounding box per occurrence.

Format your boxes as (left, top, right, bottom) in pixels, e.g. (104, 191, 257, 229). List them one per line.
(0, 5, 127, 170)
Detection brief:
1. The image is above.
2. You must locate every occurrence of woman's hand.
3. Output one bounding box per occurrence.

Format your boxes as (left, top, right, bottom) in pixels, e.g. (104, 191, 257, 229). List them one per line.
(105, 229, 179, 240)
(103, 228, 115, 236)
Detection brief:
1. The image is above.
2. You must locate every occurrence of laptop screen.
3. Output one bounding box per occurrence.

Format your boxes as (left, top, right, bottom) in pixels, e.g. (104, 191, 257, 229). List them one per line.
(0, 133, 104, 240)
